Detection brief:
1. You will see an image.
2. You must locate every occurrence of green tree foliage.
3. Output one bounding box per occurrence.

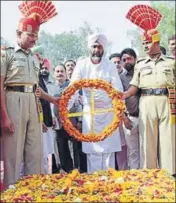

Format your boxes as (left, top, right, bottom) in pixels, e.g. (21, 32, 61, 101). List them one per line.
(127, 1, 175, 56)
(38, 30, 86, 68)
(37, 21, 110, 70)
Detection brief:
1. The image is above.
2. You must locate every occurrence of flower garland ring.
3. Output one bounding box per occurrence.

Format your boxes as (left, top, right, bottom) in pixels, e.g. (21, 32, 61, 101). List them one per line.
(58, 79, 125, 142)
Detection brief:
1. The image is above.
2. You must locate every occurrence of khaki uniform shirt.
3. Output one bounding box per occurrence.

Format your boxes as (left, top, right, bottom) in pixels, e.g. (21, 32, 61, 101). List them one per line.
(1, 45, 40, 86)
(130, 55, 175, 89)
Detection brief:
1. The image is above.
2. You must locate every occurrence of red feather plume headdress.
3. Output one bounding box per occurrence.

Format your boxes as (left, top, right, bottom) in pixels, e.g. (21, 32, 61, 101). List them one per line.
(126, 5, 162, 43)
(18, 0, 58, 34)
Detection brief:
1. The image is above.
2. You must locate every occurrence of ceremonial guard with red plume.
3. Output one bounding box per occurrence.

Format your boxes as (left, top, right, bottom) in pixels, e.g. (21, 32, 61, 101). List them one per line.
(124, 5, 175, 175)
(1, 0, 58, 188)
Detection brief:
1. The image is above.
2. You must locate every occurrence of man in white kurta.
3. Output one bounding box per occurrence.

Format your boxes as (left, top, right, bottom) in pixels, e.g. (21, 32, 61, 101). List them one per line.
(69, 33, 124, 173)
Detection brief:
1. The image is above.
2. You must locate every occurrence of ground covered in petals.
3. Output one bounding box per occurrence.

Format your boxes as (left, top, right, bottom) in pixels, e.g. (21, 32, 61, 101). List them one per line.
(1, 168, 175, 202)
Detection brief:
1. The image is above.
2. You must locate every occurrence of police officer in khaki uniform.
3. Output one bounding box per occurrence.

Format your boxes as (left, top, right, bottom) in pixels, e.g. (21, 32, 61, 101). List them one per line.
(0, 1, 58, 187)
(124, 5, 175, 175)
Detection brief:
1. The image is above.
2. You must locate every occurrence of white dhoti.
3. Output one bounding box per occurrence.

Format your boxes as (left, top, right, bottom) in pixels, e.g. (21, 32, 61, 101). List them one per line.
(82, 102, 122, 173)
(87, 153, 115, 173)
(43, 127, 54, 174)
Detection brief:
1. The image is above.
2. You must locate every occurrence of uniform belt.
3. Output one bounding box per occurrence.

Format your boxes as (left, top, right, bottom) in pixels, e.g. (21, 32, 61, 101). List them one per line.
(6, 85, 37, 93)
(141, 88, 168, 96)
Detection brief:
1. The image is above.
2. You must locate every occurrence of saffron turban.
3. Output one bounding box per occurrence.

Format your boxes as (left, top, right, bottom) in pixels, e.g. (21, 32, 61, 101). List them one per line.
(18, 1, 58, 34)
(126, 5, 162, 43)
(42, 58, 51, 71)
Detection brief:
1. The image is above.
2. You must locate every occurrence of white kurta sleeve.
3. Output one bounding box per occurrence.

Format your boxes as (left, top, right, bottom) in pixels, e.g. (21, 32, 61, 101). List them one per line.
(67, 60, 83, 110)
(109, 62, 124, 92)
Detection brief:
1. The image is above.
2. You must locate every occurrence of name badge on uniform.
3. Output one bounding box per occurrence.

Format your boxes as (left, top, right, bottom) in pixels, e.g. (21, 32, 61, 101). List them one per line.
(140, 66, 152, 76)
(140, 66, 152, 71)
(14, 57, 26, 62)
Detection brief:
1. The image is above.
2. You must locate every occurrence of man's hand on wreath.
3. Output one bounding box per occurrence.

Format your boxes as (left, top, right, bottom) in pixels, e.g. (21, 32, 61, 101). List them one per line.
(115, 91, 125, 100)
(40, 89, 60, 104)
(122, 91, 129, 99)
(60, 117, 64, 124)
(52, 96, 60, 105)
(35, 87, 41, 97)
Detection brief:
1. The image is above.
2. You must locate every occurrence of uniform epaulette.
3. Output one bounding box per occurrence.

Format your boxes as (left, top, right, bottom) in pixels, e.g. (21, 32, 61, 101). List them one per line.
(1, 46, 14, 57)
(1, 45, 7, 50)
(165, 55, 174, 60)
(136, 58, 146, 64)
(1, 46, 14, 50)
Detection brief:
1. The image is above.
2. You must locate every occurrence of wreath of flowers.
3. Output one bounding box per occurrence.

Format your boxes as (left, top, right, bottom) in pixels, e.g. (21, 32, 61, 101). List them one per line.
(58, 79, 125, 142)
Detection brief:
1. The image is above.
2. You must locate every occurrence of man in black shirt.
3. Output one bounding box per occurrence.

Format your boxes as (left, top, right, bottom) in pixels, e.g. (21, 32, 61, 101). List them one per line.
(120, 48, 140, 169)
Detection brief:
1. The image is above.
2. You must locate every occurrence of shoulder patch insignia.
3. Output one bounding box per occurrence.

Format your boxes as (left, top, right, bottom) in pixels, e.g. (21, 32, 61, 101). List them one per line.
(1, 46, 14, 50)
(1, 46, 14, 57)
(0, 49, 6, 57)
(6, 47, 14, 50)
(1, 45, 7, 50)
(165, 55, 174, 60)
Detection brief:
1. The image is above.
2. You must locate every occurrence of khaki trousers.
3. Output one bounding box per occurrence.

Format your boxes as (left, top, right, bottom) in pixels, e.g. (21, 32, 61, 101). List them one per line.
(2, 92, 43, 187)
(139, 96, 175, 175)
